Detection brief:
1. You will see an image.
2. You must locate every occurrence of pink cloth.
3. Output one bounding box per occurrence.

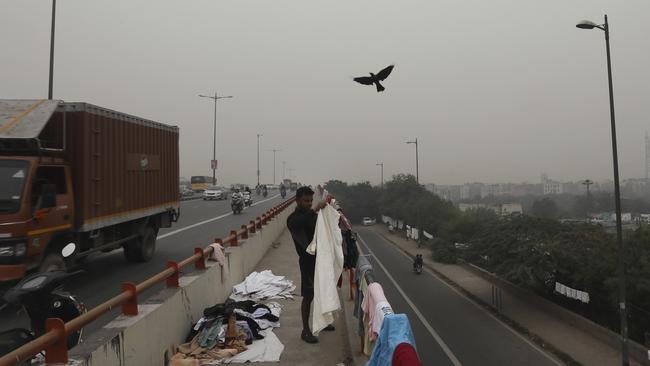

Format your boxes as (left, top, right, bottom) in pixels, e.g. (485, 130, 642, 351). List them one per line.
(361, 282, 388, 341)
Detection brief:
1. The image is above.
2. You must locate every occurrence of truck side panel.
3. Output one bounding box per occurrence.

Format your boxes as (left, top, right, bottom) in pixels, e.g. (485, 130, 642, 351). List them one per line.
(63, 104, 179, 232)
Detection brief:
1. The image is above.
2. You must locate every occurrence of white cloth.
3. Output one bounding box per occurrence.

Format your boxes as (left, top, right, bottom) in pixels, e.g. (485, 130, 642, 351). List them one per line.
(231, 270, 296, 301)
(372, 301, 394, 337)
(307, 204, 344, 335)
(555, 281, 590, 303)
(209, 243, 229, 281)
(311, 186, 329, 210)
(233, 308, 280, 330)
(224, 329, 284, 363)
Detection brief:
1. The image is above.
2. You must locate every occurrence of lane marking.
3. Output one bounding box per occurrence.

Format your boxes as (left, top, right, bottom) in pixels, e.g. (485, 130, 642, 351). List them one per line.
(357, 234, 463, 366)
(362, 229, 562, 366)
(157, 194, 281, 240)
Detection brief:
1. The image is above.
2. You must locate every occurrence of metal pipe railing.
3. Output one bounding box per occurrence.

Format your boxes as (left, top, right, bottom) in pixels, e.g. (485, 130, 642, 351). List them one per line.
(0, 196, 296, 366)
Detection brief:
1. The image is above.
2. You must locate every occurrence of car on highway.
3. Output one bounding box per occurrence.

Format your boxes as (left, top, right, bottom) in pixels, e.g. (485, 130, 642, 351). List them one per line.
(203, 186, 228, 200)
(180, 185, 194, 197)
(362, 217, 376, 226)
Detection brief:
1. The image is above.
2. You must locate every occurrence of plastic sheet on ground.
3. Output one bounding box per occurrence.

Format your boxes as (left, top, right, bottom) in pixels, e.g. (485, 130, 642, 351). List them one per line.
(230, 270, 296, 301)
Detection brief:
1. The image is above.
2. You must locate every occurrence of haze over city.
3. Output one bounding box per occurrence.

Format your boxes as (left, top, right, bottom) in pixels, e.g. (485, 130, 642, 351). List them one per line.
(2, 0, 650, 186)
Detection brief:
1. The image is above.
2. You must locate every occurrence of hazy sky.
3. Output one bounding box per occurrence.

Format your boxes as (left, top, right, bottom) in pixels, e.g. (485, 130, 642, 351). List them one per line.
(2, 1, 650, 186)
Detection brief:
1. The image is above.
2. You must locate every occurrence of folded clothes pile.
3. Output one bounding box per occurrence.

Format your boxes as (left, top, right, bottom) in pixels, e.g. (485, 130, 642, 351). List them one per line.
(230, 270, 295, 301)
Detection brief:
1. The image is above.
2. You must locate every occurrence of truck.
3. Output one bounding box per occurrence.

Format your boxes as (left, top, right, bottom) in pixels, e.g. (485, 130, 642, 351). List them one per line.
(0, 100, 180, 281)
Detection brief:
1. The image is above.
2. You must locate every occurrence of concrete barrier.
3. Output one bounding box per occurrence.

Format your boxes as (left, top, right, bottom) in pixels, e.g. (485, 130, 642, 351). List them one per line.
(68, 206, 294, 366)
(461, 261, 650, 366)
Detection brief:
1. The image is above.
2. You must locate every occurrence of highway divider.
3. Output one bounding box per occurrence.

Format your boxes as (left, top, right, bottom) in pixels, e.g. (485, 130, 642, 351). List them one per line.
(0, 197, 296, 366)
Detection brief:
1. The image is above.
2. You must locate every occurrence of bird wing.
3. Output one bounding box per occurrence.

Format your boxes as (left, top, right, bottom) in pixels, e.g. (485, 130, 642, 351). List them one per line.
(353, 76, 375, 85)
(375, 65, 395, 81)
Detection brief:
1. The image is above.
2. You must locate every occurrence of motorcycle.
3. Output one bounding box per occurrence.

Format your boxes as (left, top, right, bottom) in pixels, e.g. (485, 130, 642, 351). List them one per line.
(243, 192, 253, 207)
(413, 263, 423, 274)
(280, 189, 286, 199)
(231, 195, 244, 214)
(262, 189, 268, 198)
(0, 243, 85, 361)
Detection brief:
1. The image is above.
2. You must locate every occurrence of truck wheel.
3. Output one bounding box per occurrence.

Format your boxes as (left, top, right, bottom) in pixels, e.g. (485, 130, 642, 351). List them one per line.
(39, 252, 66, 272)
(124, 226, 157, 263)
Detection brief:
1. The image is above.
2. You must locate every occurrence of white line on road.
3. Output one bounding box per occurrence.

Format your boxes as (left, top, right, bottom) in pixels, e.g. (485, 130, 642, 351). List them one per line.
(157, 194, 281, 240)
(357, 234, 463, 366)
(365, 230, 563, 366)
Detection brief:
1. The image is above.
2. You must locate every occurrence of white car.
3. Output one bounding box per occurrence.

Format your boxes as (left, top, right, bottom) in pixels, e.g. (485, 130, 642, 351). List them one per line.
(362, 217, 376, 226)
(203, 186, 227, 200)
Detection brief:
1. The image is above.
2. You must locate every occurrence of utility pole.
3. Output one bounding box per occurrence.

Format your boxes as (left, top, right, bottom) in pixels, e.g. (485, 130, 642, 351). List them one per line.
(48, 0, 56, 99)
(282, 161, 286, 181)
(376, 162, 384, 187)
(268, 149, 281, 185)
(257, 134, 262, 187)
(199, 93, 233, 185)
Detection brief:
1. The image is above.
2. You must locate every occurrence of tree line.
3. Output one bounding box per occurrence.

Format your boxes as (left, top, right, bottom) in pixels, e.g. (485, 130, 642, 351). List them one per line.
(324, 174, 650, 344)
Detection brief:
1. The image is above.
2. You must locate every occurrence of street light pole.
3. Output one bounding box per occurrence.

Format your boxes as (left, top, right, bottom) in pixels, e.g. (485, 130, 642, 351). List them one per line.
(257, 135, 260, 186)
(376, 162, 384, 187)
(577, 15, 628, 366)
(406, 139, 419, 184)
(282, 161, 286, 181)
(268, 149, 281, 185)
(48, 0, 56, 99)
(199, 93, 233, 186)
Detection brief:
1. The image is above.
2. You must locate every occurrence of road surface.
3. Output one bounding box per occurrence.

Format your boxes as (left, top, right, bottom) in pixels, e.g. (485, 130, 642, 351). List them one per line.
(0, 193, 286, 335)
(355, 226, 560, 366)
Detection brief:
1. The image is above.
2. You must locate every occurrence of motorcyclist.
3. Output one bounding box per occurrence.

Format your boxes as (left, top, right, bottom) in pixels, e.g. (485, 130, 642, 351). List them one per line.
(280, 184, 287, 198)
(262, 185, 268, 197)
(413, 254, 423, 271)
(232, 188, 243, 201)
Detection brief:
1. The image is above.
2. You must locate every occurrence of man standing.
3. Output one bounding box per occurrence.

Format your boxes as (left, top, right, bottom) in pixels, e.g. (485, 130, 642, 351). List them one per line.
(287, 186, 332, 343)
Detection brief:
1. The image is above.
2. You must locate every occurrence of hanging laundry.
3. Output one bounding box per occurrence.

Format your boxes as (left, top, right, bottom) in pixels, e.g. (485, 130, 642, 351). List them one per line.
(367, 314, 419, 366)
(362, 282, 389, 341)
(554, 281, 590, 304)
(306, 203, 344, 335)
(208, 242, 230, 281)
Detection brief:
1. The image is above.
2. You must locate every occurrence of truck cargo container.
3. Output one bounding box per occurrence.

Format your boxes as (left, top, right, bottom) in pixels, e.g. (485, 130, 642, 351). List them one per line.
(0, 100, 180, 281)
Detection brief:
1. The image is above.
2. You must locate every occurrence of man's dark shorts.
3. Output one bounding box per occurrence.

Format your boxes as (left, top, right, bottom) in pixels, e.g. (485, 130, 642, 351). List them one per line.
(299, 255, 316, 297)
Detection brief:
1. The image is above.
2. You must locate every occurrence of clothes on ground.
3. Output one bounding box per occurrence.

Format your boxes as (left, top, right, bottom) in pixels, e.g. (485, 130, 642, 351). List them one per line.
(555, 281, 590, 303)
(306, 204, 344, 334)
(208, 243, 229, 281)
(367, 314, 418, 366)
(287, 205, 318, 297)
(173, 298, 285, 365)
(361, 282, 389, 341)
(230, 270, 295, 301)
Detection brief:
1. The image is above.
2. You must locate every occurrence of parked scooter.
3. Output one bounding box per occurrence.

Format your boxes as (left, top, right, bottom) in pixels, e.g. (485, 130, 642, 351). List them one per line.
(0, 243, 85, 361)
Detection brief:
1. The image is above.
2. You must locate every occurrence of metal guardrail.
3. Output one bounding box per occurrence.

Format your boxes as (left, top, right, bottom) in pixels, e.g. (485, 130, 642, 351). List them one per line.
(0, 197, 296, 366)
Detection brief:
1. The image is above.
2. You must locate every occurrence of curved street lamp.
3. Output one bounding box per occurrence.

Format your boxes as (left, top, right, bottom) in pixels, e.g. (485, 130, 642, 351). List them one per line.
(576, 15, 629, 366)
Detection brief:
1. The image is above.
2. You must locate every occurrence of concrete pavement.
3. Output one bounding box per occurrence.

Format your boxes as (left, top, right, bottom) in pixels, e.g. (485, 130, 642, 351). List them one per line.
(367, 223, 643, 366)
(249, 229, 353, 366)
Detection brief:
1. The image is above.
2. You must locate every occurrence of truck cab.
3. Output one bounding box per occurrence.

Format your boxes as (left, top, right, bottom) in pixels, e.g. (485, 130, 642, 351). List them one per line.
(0, 157, 75, 279)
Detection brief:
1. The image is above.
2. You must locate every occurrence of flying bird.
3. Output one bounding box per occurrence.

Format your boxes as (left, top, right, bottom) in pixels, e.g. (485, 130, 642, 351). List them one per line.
(353, 65, 395, 92)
